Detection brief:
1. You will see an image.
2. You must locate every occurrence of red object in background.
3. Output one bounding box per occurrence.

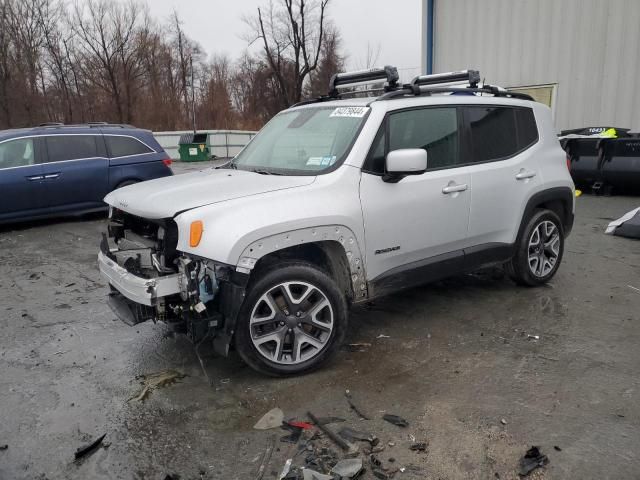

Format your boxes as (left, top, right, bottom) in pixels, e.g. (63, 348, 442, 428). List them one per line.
(288, 421, 313, 430)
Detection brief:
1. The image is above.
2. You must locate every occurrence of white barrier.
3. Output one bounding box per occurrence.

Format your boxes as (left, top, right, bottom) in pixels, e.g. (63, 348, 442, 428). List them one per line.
(153, 129, 257, 160)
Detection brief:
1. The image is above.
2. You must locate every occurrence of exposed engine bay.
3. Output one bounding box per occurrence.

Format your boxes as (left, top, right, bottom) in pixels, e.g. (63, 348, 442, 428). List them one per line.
(100, 208, 246, 354)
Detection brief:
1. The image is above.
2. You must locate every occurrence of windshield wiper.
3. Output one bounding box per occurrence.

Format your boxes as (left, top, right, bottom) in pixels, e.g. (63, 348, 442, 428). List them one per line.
(250, 168, 282, 175)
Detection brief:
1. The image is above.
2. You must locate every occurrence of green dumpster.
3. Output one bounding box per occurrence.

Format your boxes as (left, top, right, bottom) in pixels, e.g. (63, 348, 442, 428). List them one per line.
(178, 132, 210, 161)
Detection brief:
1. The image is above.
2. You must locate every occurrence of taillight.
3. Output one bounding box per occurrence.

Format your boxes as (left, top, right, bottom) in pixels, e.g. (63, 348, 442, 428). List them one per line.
(566, 153, 571, 171)
(163, 158, 173, 166)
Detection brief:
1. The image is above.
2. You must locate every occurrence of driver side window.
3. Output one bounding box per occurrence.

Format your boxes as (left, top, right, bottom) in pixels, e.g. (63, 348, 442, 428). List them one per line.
(0, 138, 35, 170)
(363, 107, 460, 174)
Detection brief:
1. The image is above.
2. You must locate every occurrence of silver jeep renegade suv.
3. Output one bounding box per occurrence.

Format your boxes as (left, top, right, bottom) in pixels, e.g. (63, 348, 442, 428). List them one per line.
(98, 68, 574, 376)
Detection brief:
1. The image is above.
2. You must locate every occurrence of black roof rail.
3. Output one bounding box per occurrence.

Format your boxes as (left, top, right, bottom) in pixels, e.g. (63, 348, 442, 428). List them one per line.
(292, 67, 535, 108)
(411, 69, 480, 88)
(329, 66, 399, 97)
(38, 122, 64, 127)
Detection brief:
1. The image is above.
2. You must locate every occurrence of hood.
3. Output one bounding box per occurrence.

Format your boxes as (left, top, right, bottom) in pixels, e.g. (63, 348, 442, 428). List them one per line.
(104, 168, 316, 219)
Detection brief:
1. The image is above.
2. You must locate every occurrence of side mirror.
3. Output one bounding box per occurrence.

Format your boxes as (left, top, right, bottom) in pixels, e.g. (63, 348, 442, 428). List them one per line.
(383, 149, 428, 183)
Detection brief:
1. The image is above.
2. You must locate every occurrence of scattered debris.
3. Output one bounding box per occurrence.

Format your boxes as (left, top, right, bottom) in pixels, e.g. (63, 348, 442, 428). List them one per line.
(519, 446, 549, 476)
(255, 435, 276, 480)
(409, 442, 428, 452)
(254, 408, 285, 430)
(288, 421, 313, 430)
(553, 445, 562, 451)
(376, 334, 390, 339)
(388, 442, 395, 447)
(281, 423, 304, 444)
(129, 370, 186, 402)
(0, 444, 7, 451)
(348, 342, 371, 348)
(500, 418, 508, 425)
(302, 468, 332, 480)
(74, 433, 106, 460)
(278, 458, 293, 480)
(527, 335, 540, 341)
(312, 416, 346, 426)
(628, 285, 640, 294)
(344, 390, 371, 420)
(163, 475, 181, 480)
(382, 414, 409, 428)
(331, 458, 363, 478)
(64, 282, 76, 288)
(338, 426, 379, 446)
(307, 411, 358, 454)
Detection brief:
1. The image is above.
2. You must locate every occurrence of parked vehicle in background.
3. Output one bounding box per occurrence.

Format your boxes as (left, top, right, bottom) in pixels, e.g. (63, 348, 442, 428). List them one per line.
(0, 123, 173, 224)
(99, 68, 574, 376)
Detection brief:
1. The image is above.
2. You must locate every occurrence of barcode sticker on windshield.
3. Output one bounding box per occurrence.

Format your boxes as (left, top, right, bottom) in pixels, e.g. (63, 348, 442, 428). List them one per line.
(330, 107, 369, 118)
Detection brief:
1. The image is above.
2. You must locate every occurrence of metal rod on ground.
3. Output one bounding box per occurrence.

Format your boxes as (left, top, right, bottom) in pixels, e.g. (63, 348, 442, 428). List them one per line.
(307, 411, 356, 453)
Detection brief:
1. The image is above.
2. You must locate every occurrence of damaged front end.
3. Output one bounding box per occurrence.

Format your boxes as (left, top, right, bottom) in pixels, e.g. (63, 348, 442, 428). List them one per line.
(98, 208, 246, 355)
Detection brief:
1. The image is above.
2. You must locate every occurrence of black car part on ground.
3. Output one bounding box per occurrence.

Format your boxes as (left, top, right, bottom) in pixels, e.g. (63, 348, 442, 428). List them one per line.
(560, 129, 640, 194)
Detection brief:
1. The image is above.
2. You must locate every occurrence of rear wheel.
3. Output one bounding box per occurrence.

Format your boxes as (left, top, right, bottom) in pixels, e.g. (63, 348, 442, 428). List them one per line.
(234, 262, 348, 376)
(506, 209, 564, 286)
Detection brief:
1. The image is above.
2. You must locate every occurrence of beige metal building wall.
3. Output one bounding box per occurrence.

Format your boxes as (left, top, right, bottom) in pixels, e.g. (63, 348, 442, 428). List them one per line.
(430, 0, 640, 132)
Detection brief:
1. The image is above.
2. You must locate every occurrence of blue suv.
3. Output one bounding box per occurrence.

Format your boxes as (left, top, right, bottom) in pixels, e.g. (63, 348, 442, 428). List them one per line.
(0, 123, 173, 224)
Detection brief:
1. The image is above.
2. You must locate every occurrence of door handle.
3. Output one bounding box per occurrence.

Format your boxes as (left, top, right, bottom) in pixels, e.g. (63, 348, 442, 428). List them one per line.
(515, 170, 536, 180)
(26, 175, 44, 181)
(442, 183, 468, 194)
(43, 173, 60, 179)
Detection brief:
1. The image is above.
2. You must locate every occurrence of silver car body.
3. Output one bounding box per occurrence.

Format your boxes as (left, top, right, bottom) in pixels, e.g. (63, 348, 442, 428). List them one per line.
(103, 95, 573, 305)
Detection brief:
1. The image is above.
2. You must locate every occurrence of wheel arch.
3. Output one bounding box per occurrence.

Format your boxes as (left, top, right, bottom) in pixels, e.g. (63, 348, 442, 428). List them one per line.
(518, 187, 574, 241)
(236, 225, 368, 302)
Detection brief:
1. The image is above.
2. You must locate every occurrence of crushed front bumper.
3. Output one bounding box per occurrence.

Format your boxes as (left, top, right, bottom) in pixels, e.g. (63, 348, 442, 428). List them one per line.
(97, 251, 182, 306)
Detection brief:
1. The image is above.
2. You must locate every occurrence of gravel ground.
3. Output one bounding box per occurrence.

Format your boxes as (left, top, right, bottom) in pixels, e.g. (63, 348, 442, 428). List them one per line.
(0, 164, 638, 479)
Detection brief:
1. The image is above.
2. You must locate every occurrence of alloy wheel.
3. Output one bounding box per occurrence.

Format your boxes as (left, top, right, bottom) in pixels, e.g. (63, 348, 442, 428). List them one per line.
(528, 220, 560, 278)
(249, 281, 334, 365)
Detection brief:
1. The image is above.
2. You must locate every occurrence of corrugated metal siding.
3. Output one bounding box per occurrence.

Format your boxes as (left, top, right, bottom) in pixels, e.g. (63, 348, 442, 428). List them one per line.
(432, 0, 640, 131)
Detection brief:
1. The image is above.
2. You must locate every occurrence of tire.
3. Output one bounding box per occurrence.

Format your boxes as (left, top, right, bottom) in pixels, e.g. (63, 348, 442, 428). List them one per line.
(234, 262, 348, 376)
(506, 209, 565, 286)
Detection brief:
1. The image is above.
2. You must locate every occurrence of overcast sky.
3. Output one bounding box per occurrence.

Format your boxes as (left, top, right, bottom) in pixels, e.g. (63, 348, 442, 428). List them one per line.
(150, 0, 423, 82)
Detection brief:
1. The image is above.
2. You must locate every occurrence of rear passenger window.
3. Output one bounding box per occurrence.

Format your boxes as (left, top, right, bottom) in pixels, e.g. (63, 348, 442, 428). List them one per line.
(46, 135, 98, 162)
(0, 138, 35, 169)
(466, 106, 538, 162)
(515, 108, 539, 148)
(389, 107, 459, 170)
(106, 136, 153, 158)
(466, 107, 518, 161)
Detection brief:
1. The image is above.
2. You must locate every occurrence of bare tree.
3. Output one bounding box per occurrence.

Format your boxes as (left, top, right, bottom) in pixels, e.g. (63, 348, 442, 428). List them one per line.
(245, 0, 330, 107)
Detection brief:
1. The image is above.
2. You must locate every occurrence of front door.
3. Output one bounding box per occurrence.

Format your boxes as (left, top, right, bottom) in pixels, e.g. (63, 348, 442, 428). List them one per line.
(359, 106, 471, 292)
(0, 137, 47, 221)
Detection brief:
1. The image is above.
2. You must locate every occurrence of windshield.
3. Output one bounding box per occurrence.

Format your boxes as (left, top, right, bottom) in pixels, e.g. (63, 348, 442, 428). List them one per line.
(231, 106, 369, 174)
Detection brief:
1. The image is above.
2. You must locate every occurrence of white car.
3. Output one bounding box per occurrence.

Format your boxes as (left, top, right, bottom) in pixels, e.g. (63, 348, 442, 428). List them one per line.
(98, 68, 574, 376)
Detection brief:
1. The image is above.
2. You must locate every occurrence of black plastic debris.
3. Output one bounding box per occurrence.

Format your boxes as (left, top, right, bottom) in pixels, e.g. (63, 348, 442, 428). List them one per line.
(345, 390, 371, 420)
(307, 411, 357, 453)
(281, 422, 304, 444)
(382, 414, 409, 427)
(409, 442, 428, 452)
(519, 446, 549, 476)
(163, 475, 181, 480)
(554, 445, 562, 451)
(607, 207, 640, 239)
(74, 433, 106, 460)
(338, 427, 379, 446)
(0, 444, 7, 451)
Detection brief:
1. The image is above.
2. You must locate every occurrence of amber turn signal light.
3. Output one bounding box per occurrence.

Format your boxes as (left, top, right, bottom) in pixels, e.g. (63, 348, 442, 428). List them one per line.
(189, 221, 203, 247)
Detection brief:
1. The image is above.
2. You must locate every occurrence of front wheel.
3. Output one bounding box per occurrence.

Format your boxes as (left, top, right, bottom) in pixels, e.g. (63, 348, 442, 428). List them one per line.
(234, 262, 348, 376)
(506, 209, 565, 286)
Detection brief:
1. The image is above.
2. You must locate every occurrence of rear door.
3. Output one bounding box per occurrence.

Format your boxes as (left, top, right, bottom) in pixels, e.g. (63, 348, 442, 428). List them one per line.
(0, 136, 47, 221)
(41, 134, 109, 212)
(463, 105, 542, 263)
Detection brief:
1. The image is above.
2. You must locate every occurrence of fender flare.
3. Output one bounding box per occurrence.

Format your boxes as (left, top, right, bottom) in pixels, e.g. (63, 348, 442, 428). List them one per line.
(236, 225, 368, 300)
(518, 186, 575, 240)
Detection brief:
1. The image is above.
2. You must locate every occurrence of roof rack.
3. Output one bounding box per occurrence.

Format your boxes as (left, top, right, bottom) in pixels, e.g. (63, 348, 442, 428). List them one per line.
(38, 122, 64, 127)
(292, 66, 534, 107)
(328, 66, 399, 97)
